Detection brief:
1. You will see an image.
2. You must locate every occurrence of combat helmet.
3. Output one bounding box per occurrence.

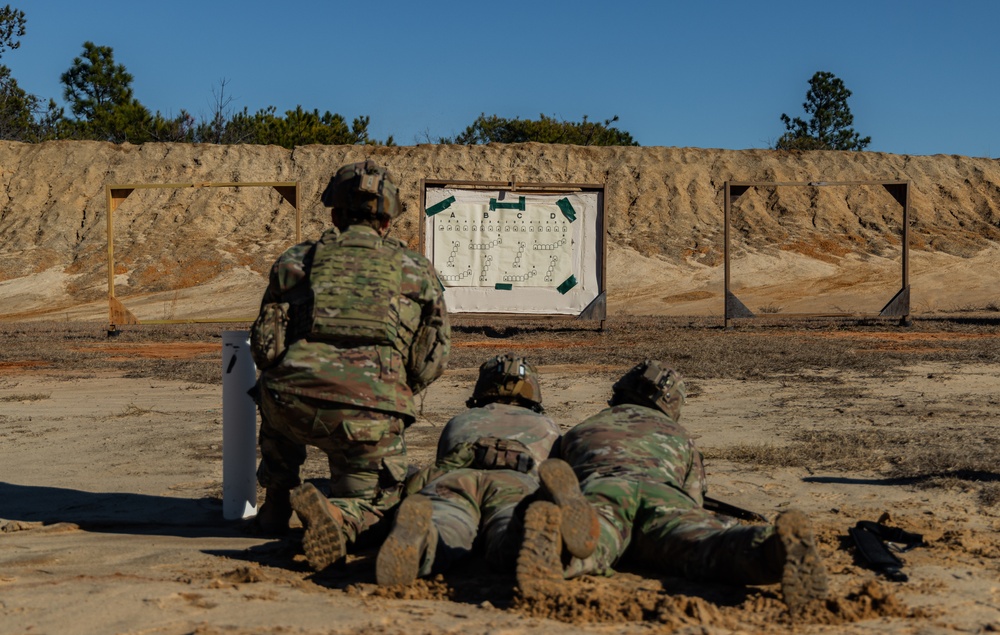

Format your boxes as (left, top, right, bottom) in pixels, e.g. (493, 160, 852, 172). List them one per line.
(610, 359, 686, 422)
(321, 160, 401, 220)
(466, 353, 544, 412)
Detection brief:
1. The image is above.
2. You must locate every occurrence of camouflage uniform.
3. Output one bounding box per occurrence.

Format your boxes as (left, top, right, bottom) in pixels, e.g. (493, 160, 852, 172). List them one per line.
(558, 403, 783, 584)
(255, 222, 450, 542)
(397, 402, 560, 576)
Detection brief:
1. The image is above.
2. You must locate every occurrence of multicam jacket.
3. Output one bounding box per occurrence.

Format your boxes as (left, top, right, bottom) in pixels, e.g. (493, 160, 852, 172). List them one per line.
(256, 224, 450, 421)
(405, 402, 561, 495)
(559, 403, 707, 505)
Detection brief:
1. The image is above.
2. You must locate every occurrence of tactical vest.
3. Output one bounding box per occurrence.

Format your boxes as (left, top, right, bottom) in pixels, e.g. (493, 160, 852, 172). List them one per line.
(435, 404, 560, 470)
(308, 229, 406, 347)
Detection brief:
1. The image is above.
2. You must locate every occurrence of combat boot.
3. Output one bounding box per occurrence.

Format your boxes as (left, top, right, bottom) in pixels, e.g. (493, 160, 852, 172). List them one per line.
(515, 500, 564, 596)
(537, 458, 600, 558)
(773, 509, 829, 617)
(375, 494, 434, 586)
(253, 487, 292, 536)
(290, 483, 347, 571)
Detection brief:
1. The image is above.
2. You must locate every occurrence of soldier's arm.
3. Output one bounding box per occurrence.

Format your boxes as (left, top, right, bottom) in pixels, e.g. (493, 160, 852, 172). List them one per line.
(258, 242, 313, 310)
(257, 260, 283, 310)
(251, 242, 316, 369)
(406, 266, 451, 392)
(682, 443, 710, 505)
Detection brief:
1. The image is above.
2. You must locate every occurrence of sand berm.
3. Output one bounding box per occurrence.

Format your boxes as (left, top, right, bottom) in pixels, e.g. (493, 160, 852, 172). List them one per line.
(1, 140, 999, 320)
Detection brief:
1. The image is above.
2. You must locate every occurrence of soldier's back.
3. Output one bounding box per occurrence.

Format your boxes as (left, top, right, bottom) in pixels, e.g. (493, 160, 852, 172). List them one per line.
(561, 404, 696, 487)
(436, 403, 560, 468)
(262, 226, 422, 417)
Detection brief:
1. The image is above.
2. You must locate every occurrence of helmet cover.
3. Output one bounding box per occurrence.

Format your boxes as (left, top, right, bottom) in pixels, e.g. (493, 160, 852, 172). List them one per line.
(467, 353, 543, 411)
(611, 359, 686, 421)
(321, 160, 401, 220)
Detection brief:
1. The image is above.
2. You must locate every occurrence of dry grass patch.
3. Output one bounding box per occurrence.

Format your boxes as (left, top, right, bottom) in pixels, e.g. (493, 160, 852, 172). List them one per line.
(707, 427, 1000, 507)
(0, 393, 50, 402)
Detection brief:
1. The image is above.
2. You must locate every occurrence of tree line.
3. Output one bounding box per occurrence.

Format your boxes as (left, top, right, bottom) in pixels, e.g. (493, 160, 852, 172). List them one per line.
(0, 5, 867, 150)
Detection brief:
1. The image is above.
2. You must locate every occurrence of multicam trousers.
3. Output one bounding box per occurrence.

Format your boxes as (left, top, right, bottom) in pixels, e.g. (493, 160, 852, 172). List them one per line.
(412, 467, 539, 576)
(256, 387, 409, 543)
(564, 475, 779, 585)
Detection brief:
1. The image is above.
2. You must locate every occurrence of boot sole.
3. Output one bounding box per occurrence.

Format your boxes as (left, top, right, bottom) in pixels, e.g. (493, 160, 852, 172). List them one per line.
(538, 458, 599, 559)
(775, 509, 829, 616)
(290, 483, 346, 571)
(376, 494, 433, 586)
(515, 501, 563, 596)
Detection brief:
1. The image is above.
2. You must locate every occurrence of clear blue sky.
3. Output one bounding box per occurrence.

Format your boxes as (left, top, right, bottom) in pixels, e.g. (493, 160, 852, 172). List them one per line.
(5, 0, 999, 157)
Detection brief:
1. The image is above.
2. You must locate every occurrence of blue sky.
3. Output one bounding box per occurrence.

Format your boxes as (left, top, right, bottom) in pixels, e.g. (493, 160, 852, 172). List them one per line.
(4, 1, 998, 157)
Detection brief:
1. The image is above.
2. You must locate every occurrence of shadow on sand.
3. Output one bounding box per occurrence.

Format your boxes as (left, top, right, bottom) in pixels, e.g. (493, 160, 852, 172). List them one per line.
(0, 481, 247, 538)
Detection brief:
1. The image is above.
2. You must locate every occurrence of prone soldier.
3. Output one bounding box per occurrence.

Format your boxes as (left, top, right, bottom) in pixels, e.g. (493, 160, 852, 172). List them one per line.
(518, 360, 829, 617)
(375, 354, 598, 585)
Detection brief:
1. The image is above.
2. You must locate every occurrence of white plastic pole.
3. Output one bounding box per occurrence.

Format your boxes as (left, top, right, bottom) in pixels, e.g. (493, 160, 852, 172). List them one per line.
(222, 330, 258, 520)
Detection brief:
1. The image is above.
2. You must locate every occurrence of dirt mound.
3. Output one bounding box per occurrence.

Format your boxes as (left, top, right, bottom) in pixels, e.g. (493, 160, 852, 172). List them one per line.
(520, 582, 913, 628)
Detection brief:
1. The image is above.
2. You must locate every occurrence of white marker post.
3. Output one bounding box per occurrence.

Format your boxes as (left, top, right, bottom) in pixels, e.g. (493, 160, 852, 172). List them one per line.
(222, 330, 258, 520)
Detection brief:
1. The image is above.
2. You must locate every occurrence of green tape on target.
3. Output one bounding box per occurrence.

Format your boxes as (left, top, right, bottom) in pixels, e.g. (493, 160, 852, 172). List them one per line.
(495, 283, 513, 290)
(489, 196, 526, 211)
(426, 196, 455, 216)
(556, 198, 577, 222)
(557, 275, 577, 294)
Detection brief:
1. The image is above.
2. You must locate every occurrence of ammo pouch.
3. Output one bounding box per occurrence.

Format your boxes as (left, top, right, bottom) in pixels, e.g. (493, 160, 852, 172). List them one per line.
(250, 301, 290, 370)
(405, 436, 536, 496)
(470, 436, 535, 474)
(309, 231, 404, 346)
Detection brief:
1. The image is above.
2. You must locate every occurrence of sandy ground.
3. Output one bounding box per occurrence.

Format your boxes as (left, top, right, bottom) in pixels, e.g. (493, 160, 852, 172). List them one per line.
(3, 330, 1000, 635)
